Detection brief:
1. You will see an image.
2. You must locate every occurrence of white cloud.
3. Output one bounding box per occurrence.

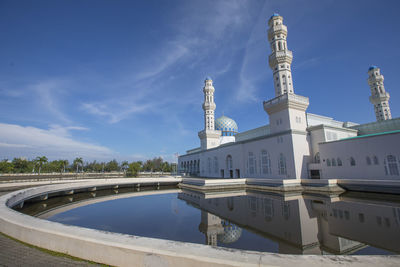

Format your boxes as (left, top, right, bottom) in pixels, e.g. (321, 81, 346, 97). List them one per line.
(81, 101, 155, 124)
(31, 79, 72, 124)
(0, 123, 115, 161)
(235, 1, 273, 103)
(79, 1, 255, 124)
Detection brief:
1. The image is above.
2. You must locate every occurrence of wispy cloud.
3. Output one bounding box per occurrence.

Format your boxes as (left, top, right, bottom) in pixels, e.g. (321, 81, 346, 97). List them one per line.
(294, 57, 320, 70)
(81, 100, 156, 124)
(79, 0, 255, 124)
(235, 2, 269, 103)
(31, 79, 72, 124)
(0, 123, 115, 160)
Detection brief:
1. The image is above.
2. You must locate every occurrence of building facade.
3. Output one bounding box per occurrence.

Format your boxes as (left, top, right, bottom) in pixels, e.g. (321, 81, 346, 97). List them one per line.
(179, 14, 400, 181)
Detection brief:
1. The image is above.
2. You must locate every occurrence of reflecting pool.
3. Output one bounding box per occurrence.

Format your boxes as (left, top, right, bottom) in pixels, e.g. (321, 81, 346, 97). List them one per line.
(16, 187, 400, 255)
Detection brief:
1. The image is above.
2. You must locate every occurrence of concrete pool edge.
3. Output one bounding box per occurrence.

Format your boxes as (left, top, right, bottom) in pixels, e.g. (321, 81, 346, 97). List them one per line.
(0, 179, 399, 267)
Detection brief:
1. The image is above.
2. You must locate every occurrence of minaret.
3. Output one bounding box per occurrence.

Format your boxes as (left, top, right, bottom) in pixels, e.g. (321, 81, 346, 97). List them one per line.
(263, 14, 310, 179)
(198, 211, 224, 246)
(268, 13, 294, 96)
(202, 77, 216, 130)
(198, 77, 221, 150)
(263, 14, 309, 134)
(368, 66, 392, 121)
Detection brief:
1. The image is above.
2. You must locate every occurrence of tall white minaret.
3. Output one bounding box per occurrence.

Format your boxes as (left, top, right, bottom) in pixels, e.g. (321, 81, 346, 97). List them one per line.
(368, 66, 392, 121)
(268, 13, 294, 96)
(202, 77, 216, 130)
(198, 77, 221, 151)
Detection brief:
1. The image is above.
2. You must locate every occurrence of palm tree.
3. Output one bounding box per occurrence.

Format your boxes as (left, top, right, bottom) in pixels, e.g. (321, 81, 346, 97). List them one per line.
(121, 161, 129, 174)
(73, 157, 83, 173)
(61, 160, 69, 173)
(35, 156, 48, 175)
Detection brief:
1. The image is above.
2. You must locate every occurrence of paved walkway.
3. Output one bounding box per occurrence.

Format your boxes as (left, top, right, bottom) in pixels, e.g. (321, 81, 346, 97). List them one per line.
(0, 187, 103, 267)
(0, 233, 102, 267)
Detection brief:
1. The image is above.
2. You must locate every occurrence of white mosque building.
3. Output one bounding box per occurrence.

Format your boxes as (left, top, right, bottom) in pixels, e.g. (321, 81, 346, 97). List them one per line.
(178, 14, 400, 181)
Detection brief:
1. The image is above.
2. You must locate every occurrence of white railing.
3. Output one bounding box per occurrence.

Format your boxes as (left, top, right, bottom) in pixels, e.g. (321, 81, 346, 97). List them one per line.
(263, 93, 309, 107)
(269, 50, 292, 62)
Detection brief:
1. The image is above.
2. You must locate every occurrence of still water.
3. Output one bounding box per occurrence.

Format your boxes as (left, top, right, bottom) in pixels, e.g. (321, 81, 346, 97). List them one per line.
(16, 187, 400, 255)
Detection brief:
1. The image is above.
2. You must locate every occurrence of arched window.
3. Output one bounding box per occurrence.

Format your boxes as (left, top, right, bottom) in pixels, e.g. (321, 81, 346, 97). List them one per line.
(366, 156, 372, 166)
(227, 197, 234, 211)
(387, 155, 399, 176)
(248, 152, 255, 175)
(278, 153, 287, 175)
(226, 155, 233, 170)
(315, 152, 320, 163)
(263, 198, 274, 221)
(327, 159, 331, 167)
(337, 158, 342, 166)
(278, 42, 282, 50)
(332, 158, 336, 166)
(282, 202, 290, 220)
(213, 156, 218, 174)
(261, 150, 271, 174)
(207, 158, 211, 174)
(350, 157, 356, 166)
(373, 156, 379, 165)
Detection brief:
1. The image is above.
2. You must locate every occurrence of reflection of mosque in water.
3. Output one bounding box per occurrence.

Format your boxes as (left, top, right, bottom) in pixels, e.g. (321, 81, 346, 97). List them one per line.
(198, 212, 242, 246)
(179, 190, 400, 254)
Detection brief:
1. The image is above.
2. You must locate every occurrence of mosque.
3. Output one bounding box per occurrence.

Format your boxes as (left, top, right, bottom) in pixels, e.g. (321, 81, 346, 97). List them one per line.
(178, 14, 400, 181)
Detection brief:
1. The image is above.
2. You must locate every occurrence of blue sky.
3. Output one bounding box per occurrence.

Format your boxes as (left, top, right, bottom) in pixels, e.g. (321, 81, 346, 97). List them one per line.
(0, 0, 399, 162)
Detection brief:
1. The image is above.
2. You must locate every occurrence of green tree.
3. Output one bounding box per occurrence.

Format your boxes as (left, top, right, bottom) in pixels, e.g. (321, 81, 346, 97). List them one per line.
(0, 160, 13, 173)
(73, 157, 83, 173)
(143, 159, 154, 172)
(61, 160, 69, 173)
(153, 157, 163, 171)
(12, 158, 30, 173)
(121, 161, 129, 174)
(126, 162, 141, 177)
(35, 156, 48, 174)
(105, 159, 119, 172)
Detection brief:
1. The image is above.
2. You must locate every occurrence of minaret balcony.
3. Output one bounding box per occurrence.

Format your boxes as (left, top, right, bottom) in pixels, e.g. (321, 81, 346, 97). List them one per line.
(369, 93, 390, 104)
(263, 93, 309, 114)
(202, 102, 216, 110)
(268, 24, 287, 39)
(368, 76, 384, 84)
(269, 50, 293, 67)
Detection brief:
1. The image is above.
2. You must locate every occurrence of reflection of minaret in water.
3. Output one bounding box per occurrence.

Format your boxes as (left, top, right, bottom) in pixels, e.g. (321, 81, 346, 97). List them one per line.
(198, 211, 224, 246)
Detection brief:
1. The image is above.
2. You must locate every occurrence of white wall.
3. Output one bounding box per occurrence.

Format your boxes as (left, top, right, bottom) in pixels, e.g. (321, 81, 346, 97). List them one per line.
(319, 132, 400, 180)
(308, 126, 358, 163)
(179, 131, 312, 179)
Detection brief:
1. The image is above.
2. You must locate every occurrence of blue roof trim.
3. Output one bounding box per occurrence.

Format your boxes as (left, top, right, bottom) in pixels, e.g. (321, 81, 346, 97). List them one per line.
(270, 13, 280, 19)
(368, 65, 378, 71)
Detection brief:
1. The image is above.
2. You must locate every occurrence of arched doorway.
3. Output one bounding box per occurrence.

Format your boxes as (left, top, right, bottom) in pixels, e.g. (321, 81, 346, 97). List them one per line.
(226, 155, 233, 178)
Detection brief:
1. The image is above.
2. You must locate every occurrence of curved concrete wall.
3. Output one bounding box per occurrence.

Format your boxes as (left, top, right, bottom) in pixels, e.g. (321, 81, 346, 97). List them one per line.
(0, 178, 399, 267)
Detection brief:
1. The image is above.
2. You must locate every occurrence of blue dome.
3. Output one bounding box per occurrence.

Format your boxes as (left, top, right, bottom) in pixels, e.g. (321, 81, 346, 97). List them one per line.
(368, 65, 378, 71)
(215, 115, 238, 136)
(217, 221, 242, 244)
(270, 13, 280, 19)
(205, 76, 212, 81)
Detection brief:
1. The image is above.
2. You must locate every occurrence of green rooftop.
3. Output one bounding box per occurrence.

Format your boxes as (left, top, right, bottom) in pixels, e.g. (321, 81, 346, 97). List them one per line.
(340, 129, 400, 141)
